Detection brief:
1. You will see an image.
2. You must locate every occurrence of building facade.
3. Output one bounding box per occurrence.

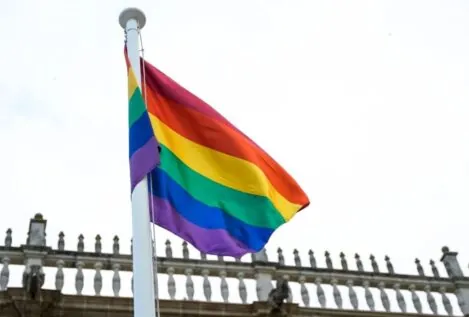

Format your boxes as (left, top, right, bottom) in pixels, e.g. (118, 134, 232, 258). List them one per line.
(0, 214, 468, 317)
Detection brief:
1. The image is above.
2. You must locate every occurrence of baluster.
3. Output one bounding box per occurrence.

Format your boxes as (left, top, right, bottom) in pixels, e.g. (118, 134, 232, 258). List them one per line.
(112, 263, 121, 296)
(378, 282, 390, 312)
(308, 250, 316, 268)
(355, 253, 364, 272)
(277, 248, 284, 265)
(415, 258, 424, 276)
(0, 257, 10, 290)
(293, 249, 301, 267)
(331, 278, 343, 308)
(340, 252, 348, 270)
(235, 257, 241, 263)
(39, 267, 45, 289)
(113, 236, 120, 255)
(299, 275, 309, 307)
(325, 251, 333, 269)
(370, 254, 379, 273)
(200, 252, 207, 261)
(255, 273, 261, 300)
(238, 272, 247, 304)
(75, 261, 84, 295)
(456, 288, 465, 314)
(394, 283, 406, 312)
(77, 234, 84, 252)
(185, 268, 194, 300)
(58, 231, 64, 251)
(283, 275, 293, 303)
(182, 241, 189, 260)
(430, 260, 440, 278)
(220, 270, 229, 302)
(440, 286, 453, 316)
(22, 266, 28, 288)
(4, 229, 12, 247)
(409, 284, 423, 313)
(216, 255, 223, 262)
(347, 280, 358, 310)
(363, 281, 375, 311)
(94, 235, 101, 253)
(315, 277, 326, 308)
(94, 262, 103, 295)
(55, 260, 64, 292)
(167, 267, 176, 299)
(110, 264, 122, 296)
(385, 256, 394, 274)
(202, 269, 211, 301)
(425, 285, 438, 314)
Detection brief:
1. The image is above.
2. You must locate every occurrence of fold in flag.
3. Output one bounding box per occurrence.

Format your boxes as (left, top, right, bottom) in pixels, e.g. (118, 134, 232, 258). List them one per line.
(126, 50, 309, 257)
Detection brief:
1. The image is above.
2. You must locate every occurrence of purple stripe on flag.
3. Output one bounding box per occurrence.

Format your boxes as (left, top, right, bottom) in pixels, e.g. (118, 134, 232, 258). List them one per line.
(130, 137, 160, 192)
(150, 195, 254, 257)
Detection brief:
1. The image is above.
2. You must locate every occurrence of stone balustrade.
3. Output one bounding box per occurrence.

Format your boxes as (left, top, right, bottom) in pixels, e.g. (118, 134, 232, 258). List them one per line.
(1, 213, 469, 317)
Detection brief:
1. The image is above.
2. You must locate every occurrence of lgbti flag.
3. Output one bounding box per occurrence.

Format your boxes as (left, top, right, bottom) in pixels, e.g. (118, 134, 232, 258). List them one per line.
(126, 50, 309, 257)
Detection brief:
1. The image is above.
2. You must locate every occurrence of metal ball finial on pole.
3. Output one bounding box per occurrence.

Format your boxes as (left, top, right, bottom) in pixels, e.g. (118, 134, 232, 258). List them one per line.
(119, 7, 157, 317)
(119, 7, 146, 30)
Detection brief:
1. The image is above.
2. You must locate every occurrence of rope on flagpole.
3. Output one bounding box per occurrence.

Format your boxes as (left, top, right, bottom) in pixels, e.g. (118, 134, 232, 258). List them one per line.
(138, 26, 161, 317)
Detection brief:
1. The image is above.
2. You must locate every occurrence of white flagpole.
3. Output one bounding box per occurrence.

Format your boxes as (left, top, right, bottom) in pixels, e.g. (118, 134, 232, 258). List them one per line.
(119, 8, 157, 317)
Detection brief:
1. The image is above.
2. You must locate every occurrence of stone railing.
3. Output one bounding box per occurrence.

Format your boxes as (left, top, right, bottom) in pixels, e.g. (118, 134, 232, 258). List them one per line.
(1, 214, 469, 316)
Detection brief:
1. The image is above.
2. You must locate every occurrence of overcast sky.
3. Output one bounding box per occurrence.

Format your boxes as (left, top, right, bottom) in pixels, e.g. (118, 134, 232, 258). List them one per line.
(1, 0, 468, 311)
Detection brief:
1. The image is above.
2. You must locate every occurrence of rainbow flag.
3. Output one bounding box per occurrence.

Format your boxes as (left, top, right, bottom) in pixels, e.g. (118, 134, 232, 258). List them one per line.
(126, 51, 309, 257)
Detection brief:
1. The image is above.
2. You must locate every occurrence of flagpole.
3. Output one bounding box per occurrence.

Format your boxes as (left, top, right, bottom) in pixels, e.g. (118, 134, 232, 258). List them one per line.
(119, 8, 157, 317)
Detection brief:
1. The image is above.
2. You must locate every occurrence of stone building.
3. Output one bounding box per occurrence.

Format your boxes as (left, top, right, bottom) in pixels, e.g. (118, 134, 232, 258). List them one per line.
(0, 214, 468, 317)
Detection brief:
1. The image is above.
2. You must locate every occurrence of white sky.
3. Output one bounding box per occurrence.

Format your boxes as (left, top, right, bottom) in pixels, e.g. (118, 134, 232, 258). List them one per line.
(1, 0, 468, 311)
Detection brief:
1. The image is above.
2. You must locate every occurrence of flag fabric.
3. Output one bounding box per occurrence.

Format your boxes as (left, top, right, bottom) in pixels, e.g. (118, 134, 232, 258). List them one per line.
(126, 50, 309, 257)
(127, 54, 161, 191)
